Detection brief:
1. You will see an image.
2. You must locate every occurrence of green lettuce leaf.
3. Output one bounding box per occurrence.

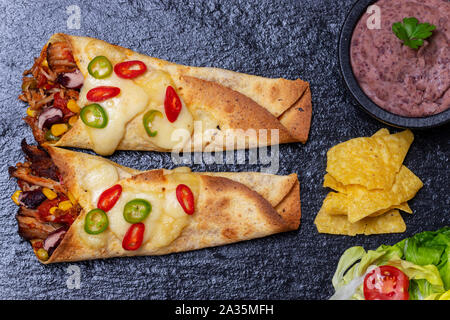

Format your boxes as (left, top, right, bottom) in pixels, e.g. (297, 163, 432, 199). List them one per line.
(386, 259, 445, 300)
(331, 227, 450, 300)
(400, 227, 450, 290)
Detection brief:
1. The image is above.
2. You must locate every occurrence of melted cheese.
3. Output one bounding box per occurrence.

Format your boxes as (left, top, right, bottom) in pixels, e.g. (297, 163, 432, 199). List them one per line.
(107, 172, 199, 250)
(108, 190, 164, 245)
(135, 69, 194, 150)
(134, 69, 173, 107)
(80, 159, 120, 204)
(149, 187, 189, 249)
(78, 218, 108, 249)
(108, 182, 191, 250)
(142, 102, 193, 150)
(78, 40, 232, 154)
(77, 160, 134, 249)
(78, 73, 150, 155)
(78, 163, 198, 250)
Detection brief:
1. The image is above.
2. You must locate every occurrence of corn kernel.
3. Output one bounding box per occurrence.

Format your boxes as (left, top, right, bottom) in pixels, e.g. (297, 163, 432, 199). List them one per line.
(36, 248, 49, 261)
(68, 115, 78, 126)
(49, 206, 58, 215)
(67, 191, 77, 205)
(51, 123, 69, 137)
(42, 187, 57, 200)
(26, 107, 37, 117)
(67, 99, 80, 113)
(58, 200, 73, 211)
(11, 190, 22, 205)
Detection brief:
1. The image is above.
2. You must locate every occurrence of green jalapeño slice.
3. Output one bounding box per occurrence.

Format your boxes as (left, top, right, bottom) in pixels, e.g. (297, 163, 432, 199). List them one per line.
(143, 110, 163, 137)
(84, 209, 109, 235)
(80, 103, 108, 128)
(88, 56, 113, 79)
(123, 199, 151, 223)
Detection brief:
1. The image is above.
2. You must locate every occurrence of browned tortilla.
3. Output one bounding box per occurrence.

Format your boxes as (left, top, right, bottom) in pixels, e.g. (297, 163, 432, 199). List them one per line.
(32, 34, 312, 154)
(44, 147, 301, 263)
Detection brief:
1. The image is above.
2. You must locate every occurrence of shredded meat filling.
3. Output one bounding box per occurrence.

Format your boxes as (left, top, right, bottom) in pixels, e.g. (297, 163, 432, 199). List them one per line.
(17, 215, 61, 241)
(19, 40, 81, 144)
(9, 141, 81, 258)
(20, 139, 60, 180)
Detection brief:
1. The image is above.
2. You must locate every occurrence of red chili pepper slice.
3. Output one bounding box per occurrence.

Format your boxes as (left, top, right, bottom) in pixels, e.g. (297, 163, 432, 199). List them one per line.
(97, 184, 122, 212)
(114, 60, 147, 79)
(122, 223, 145, 251)
(164, 86, 182, 123)
(176, 184, 195, 215)
(87, 86, 121, 102)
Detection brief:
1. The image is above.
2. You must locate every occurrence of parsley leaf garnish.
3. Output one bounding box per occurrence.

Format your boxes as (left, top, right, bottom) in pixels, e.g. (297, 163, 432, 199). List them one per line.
(392, 17, 436, 49)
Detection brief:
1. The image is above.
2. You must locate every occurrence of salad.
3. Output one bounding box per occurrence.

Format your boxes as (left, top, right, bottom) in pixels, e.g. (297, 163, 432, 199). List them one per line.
(331, 227, 450, 300)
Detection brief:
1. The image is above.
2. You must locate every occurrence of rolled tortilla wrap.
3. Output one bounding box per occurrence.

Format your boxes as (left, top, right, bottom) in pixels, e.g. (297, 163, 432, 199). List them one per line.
(36, 147, 302, 263)
(22, 33, 312, 155)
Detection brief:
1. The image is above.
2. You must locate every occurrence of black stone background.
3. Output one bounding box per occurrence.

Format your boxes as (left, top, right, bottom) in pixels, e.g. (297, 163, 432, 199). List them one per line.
(0, 0, 448, 300)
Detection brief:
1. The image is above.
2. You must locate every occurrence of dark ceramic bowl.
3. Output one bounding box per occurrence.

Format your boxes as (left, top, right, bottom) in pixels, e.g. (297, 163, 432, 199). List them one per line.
(339, 0, 450, 129)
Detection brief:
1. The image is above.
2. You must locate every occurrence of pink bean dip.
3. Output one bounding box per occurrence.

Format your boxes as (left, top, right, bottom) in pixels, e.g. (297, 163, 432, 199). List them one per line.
(350, 0, 450, 117)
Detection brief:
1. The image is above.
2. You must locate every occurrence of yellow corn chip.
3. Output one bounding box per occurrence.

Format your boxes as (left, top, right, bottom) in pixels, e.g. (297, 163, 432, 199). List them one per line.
(395, 202, 412, 214)
(326, 130, 413, 190)
(372, 129, 414, 175)
(316, 128, 419, 235)
(314, 207, 406, 236)
(323, 173, 414, 217)
(323, 188, 413, 217)
(322, 192, 348, 215)
(372, 128, 390, 137)
(370, 202, 412, 217)
(346, 166, 423, 223)
(323, 173, 347, 193)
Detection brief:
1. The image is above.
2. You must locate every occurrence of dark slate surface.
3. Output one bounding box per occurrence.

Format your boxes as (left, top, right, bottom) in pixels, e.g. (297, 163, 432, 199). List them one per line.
(0, 0, 448, 300)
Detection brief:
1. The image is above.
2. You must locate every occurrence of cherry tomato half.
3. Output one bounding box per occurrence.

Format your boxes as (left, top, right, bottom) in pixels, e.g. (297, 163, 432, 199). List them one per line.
(87, 86, 121, 102)
(114, 60, 147, 79)
(164, 86, 182, 123)
(97, 184, 122, 212)
(122, 223, 145, 251)
(363, 265, 410, 300)
(176, 184, 195, 215)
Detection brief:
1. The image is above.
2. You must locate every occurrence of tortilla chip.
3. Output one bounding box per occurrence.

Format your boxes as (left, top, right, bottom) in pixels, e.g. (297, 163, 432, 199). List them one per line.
(315, 207, 406, 236)
(372, 128, 390, 137)
(372, 129, 414, 175)
(316, 128, 419, 235)
(323, 173, 347, 193)
(323, 188, 413, 217)
(346, 166, 423, 223)
(370, 202, 412, 217)
(322, 192, 348, 215)
(394, 202, 412, 214)
(326, 130, 413, 190)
